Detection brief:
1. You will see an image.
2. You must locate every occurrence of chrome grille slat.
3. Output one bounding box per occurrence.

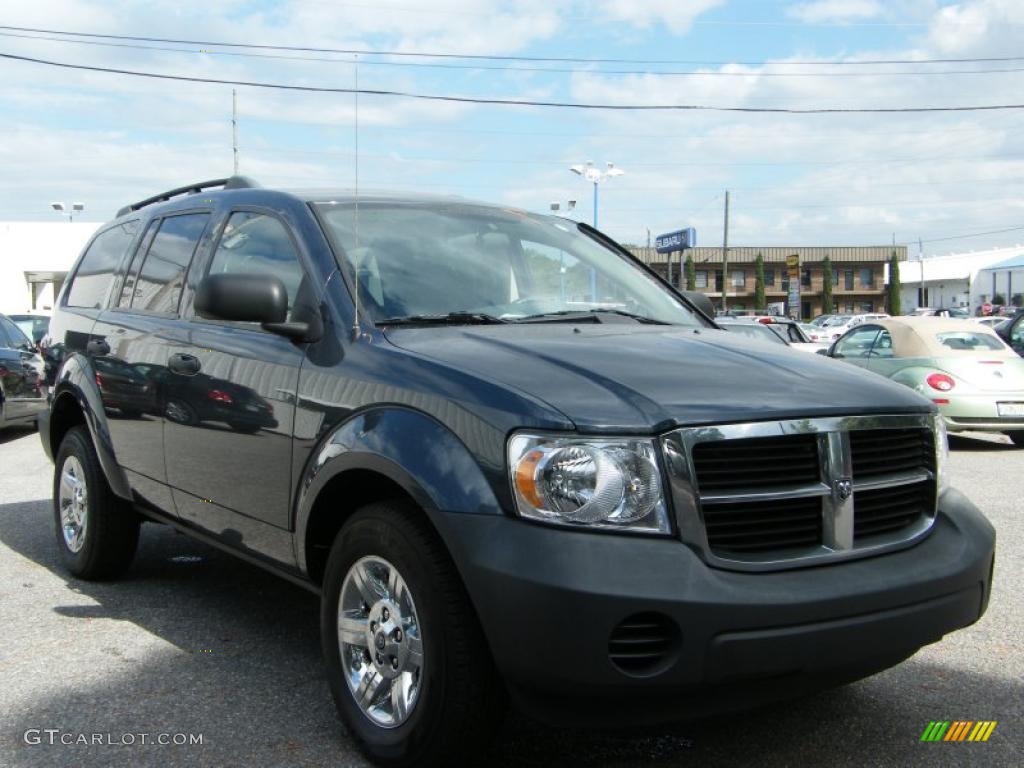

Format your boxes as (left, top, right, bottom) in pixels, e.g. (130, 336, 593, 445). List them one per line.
(661, 414, 939, 572)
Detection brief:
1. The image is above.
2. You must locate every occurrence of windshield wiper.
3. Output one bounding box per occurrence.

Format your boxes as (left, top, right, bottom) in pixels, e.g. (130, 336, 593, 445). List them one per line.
(515, 308, 669, 325)
(378, 311, 510, 327)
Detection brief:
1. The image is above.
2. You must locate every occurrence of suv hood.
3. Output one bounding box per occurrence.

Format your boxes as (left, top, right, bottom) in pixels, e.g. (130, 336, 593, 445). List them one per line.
(384, 325, 933, 431)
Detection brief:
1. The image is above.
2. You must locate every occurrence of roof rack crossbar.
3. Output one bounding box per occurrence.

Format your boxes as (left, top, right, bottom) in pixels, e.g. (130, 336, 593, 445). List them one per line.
(116, 175, 259, 217)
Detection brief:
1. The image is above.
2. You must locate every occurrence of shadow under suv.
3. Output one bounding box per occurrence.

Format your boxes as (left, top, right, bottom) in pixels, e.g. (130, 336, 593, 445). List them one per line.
(40, 177, 995, 767)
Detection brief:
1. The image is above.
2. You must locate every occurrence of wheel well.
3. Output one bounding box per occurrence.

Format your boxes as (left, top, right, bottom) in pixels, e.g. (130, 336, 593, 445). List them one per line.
(304, 469, 421, 586)
(50, 392, 86, 454)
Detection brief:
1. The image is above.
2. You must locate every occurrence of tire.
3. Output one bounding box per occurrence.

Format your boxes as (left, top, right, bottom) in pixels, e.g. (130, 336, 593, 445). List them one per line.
(53, 425, 140, 579)
(1007, 431, 1024, 447)
(165, 399, 196, 426)
(320, 501, 505, 768)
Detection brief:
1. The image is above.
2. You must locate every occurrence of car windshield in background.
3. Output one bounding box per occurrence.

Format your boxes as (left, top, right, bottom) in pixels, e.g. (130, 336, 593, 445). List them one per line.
(935, 331, 1006, 352)
(720, 322, 787, 346)
(314, 202, 701, 327)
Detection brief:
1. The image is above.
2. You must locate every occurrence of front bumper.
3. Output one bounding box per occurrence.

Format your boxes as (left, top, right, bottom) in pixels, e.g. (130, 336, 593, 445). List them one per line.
(431, 487, 994, 725)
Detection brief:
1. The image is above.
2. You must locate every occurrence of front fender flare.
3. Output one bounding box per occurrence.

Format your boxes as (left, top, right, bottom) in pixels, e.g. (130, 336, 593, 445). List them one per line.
(51, 354, 132, 500)
(293, 406, 506, 575)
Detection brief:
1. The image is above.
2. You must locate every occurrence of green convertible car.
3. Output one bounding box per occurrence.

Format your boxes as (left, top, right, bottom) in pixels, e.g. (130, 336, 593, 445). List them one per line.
(824, 316, 1024, 446)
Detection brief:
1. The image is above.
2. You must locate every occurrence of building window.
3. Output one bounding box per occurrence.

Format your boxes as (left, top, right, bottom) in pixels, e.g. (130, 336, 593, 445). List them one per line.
(831, 269, 839, 286)
(731, 270, 745, 288)
(844, 270, 854, 290)
(860, 267, 873, 288)
(764, 268, 775, 286)
(859, 301, 874, 313)
(801, 268, 811, 287)
(715, 270, 724, 292)
(844, 301, 855, 313)
(695, 270, 708, 288)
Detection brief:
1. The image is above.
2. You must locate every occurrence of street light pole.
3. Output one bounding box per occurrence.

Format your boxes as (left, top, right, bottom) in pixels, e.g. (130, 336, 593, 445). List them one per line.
(570, 162, 624, 302)
(50, 202, 84, 223)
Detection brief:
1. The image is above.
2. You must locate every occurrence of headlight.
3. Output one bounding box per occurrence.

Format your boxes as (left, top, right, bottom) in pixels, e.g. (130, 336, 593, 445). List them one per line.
(508, 434, 671, 534)
(934, 413, 949, 495)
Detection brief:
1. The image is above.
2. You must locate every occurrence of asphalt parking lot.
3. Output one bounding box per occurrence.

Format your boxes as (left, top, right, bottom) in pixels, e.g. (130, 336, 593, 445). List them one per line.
(0, 426, 1019, 767)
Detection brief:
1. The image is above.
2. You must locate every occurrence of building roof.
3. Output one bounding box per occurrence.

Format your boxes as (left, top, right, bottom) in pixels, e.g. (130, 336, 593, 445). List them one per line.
(979, 252, 1024, 271)
(631, 245, 907, 265)
(899, 245, 1024, 285)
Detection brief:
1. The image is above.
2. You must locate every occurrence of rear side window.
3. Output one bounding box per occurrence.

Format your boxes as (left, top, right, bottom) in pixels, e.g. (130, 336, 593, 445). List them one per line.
(132, 214, 210, 314)
(2, 317, 33, 348)
(935, 331, 1004, 351)
(66, 221, 139, 309)
(0, 317, 12, 347)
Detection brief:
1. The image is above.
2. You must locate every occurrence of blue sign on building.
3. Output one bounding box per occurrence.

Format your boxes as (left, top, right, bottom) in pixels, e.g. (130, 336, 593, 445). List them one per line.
(654, 227, 696, 254)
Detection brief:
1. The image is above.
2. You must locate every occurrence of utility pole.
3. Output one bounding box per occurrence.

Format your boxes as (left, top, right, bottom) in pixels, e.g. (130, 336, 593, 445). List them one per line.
(232, 89, 239, 175)
(721, 190, 730, 312)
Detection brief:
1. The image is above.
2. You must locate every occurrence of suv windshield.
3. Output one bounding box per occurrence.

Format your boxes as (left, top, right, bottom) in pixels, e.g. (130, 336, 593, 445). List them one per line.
(315, 202, 700, 326)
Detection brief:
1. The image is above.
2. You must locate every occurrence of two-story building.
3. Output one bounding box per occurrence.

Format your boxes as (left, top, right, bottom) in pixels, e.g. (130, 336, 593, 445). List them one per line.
(628, 245, 907, 318)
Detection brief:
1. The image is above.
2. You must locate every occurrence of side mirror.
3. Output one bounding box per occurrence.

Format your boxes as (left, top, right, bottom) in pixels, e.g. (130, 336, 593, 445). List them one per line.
(681, 290, 715, 319)
(195, 273, 287, 324)
(815, 348, 828, 356)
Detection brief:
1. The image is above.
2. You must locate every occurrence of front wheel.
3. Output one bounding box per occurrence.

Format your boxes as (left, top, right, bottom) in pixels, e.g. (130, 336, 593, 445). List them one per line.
(320, 501, 504, 767)
(1007, 431, 1024, 447)
(53, 425, 140, 579)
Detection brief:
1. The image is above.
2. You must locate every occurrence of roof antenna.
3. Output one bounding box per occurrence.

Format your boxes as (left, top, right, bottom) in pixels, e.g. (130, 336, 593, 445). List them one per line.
(351, 53, 363, 341)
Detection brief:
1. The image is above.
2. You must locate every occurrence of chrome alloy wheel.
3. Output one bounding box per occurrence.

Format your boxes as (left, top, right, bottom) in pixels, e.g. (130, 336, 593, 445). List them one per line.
(337, 556, 425, 728)
(58, 455, 88, 553)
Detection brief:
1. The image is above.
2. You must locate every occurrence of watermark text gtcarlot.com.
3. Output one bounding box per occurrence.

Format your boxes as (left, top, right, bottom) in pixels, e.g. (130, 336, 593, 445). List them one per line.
(24, 730, 204, 746)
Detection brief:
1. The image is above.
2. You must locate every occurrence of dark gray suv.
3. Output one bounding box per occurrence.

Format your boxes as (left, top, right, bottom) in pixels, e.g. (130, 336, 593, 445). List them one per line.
(41, 177, 995, 767)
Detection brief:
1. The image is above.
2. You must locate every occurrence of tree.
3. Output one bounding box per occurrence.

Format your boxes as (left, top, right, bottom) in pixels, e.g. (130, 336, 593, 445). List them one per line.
(821, 255, 834, 315)
(754, 253, 766, 309)
(685, 253, 696, 291)
(887, 251, 902, 315)
(1013, 294, 1023, 308)
(993, 293, 1007, 306)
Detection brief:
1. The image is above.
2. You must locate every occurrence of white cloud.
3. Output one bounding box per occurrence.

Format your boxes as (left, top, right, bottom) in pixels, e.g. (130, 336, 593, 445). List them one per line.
(787, 0, 884, 24)
(596, 0, 726, 34)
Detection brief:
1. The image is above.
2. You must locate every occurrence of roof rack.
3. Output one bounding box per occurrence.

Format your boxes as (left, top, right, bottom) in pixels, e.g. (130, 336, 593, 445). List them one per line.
(116, 175, 259, 218)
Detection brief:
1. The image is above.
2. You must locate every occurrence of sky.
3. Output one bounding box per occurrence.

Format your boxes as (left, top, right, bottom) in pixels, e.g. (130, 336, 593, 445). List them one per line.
(2, 0, 1024, 255)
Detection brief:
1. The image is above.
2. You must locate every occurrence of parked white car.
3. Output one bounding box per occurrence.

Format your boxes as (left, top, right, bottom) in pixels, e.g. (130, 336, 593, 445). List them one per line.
(820, 313, 890, 341)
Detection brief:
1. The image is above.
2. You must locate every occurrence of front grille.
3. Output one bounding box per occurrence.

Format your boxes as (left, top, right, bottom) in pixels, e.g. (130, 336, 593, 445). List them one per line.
(854, 480, 935, 541)
(691, 434, 819, 492)
(702, 497, 822, 553)
(665, 415, 939, 570)
(850, 428, 935, 478)
(607, 613, 679, 676)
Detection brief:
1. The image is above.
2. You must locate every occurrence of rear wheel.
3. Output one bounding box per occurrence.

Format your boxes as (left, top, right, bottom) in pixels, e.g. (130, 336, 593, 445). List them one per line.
(1007, 431, 1024, 447)
(53, 425, 140, 579)
(320, 501, 504, 767)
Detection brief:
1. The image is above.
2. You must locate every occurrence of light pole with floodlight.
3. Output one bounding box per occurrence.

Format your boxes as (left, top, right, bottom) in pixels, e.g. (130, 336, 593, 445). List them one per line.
(51, 202, 85, 223)
(569, 161, 624, 229)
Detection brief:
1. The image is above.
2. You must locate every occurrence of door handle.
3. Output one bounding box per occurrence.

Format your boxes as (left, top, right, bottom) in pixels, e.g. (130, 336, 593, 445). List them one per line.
(168, 353, 201, 376)
(86, 339, 110, 356)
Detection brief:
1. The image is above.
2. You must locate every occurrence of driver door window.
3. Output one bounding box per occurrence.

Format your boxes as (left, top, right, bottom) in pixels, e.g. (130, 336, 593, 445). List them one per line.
(207, 211, 305, 316)
(833, 326, 881, 366)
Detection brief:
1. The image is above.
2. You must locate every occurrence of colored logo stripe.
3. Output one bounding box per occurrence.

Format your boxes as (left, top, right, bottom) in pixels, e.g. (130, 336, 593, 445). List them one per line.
(921, 721, 996, 742)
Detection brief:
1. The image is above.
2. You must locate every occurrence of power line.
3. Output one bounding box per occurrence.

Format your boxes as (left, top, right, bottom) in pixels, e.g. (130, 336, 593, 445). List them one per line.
(4, 52, 1024, 113)
(5, 30, 1024, 78)
(3, 24, 1024, 67)
(917, 226, 1024, 244)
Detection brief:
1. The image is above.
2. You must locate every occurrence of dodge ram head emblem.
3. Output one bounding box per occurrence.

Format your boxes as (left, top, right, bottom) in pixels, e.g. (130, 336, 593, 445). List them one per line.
(834, 478, 853, 501)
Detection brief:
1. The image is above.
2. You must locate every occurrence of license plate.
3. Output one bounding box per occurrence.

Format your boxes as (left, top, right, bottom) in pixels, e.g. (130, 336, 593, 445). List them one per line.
(998, 402, 1024, 417)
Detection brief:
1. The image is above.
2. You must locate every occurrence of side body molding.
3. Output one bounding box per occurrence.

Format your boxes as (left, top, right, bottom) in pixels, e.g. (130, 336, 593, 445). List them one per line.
(50, 354, 132, 500)
(293, 406, 506, 576)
